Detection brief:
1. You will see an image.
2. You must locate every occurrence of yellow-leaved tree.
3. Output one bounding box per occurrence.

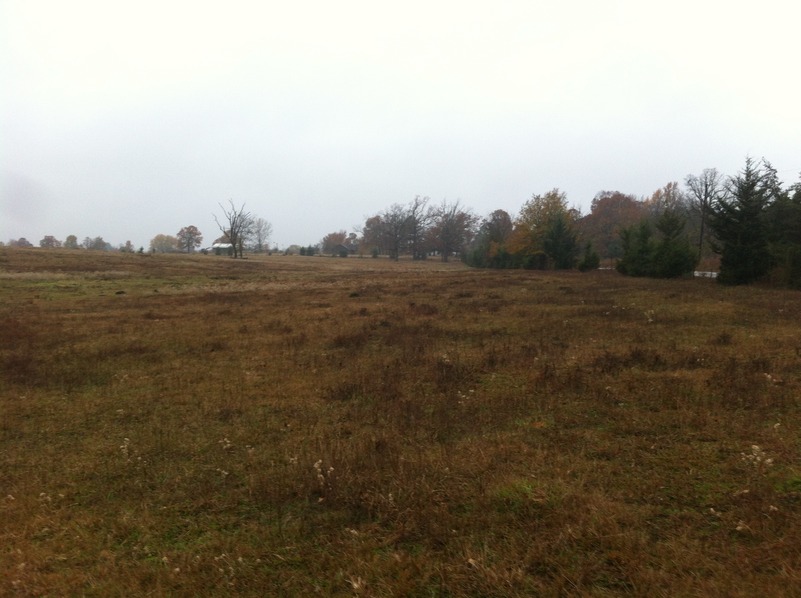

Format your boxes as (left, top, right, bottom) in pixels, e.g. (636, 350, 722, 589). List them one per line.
(508, 189, 579, 268)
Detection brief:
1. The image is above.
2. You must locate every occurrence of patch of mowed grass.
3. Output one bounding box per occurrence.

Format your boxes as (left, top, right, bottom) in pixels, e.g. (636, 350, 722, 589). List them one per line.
(3, 248, 801, 595)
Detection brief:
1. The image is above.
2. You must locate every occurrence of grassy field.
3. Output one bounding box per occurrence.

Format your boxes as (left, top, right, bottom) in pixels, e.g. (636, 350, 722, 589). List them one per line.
(2, 248, 801, 596)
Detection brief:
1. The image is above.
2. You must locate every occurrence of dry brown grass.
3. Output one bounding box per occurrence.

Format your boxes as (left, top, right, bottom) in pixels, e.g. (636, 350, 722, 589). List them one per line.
(2, 247, 801, 596)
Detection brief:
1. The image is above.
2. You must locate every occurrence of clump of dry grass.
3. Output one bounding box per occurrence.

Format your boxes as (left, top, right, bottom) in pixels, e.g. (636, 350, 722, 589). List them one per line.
(2, 247, 801, 595)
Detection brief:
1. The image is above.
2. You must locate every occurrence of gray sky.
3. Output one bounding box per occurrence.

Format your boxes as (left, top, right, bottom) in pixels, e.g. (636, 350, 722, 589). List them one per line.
(2, 0, 799, 249)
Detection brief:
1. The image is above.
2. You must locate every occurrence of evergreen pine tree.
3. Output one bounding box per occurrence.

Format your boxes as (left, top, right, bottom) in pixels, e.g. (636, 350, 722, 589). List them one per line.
(652, 209, 696, 278)
(617, 221, 655, 276)
(765, 177, 801, 287)
(709, 158, 776, 285)
(578, 242, 600, 272)
(542, 215, 579, 269)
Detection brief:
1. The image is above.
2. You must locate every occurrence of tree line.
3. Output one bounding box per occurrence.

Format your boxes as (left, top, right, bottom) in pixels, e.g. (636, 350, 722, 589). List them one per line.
(320, 157, 798, 287)
(6, 234, 136, 252)
(151, 202, 273, 256)
(6, 201, 275, 258)
(7, 157, 800, 286)
(580, 158, 801, 286)
(5, 231, 204, 254)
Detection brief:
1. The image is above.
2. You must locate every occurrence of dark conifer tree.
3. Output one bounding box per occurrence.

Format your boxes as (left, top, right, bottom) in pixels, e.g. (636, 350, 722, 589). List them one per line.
(542, 215, 579, 269)
(709, 158, 777, 285)
(765, 176, 801, 287)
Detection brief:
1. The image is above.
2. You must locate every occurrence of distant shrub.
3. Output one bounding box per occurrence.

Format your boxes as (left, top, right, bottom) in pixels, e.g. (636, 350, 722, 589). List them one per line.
(578, 242, 600, 272)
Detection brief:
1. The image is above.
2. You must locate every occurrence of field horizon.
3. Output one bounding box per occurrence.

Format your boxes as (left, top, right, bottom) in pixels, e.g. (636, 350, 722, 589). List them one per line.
(2, 248, 801, 596)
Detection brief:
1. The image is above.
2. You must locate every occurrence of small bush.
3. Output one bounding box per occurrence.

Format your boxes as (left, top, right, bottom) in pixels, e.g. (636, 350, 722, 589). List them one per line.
(578, 242, 601, 272)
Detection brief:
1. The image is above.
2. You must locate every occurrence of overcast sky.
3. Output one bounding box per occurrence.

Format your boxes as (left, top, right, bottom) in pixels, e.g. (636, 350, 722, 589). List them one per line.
(2, 0, 799, 249)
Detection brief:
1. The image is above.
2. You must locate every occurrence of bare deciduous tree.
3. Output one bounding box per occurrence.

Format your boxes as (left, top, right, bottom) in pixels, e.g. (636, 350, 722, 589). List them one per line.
(251, 218, 273, 253)
(381, 203, 411, 261)
(214, 200, 252, 259)
(407, 195, 432, 260)
(428, 200, 478, 262)
(685, 168, 724, 259)
(362, 215, 386, 256)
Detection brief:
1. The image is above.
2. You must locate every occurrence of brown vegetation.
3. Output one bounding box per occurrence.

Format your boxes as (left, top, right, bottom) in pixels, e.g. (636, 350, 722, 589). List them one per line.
(2, 248, 801, 596)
